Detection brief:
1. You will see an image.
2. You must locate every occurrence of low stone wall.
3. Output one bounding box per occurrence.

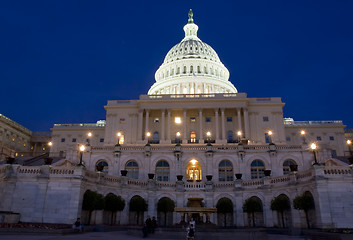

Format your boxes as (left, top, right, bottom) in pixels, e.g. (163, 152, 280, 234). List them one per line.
(0, 212, 20, 224)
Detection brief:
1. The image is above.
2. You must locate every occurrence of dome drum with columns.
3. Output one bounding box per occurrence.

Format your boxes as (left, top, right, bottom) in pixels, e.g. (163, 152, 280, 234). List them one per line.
(148, 9, 236, 95)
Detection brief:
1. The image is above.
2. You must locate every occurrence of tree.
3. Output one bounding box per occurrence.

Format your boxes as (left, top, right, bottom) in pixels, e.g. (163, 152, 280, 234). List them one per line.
(104, 193, 125, 225)
(82, 190, 105, 225)
(271, 195, 290, 228)
(243, 197, 262, 227)
(216, 198, 233, 227)
(129, 196, 148, 225)
(157, 197, 175, 226)
(293, 193, 314, 228)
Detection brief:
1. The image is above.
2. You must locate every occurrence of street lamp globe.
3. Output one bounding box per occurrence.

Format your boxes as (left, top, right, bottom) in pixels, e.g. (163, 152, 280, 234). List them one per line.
(80, 145, 85, 152)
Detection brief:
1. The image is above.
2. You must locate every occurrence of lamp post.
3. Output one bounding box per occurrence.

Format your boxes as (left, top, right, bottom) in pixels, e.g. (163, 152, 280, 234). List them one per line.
(146, 132, 151, 145)
(206, 131, 211, 145)
(87, 132, 92, 146)
(78, 145, 85, 166)
(117, 132, 121, 145)
(268, 130, 273, 144)
(347, 140, 353, 165)
(47, 141, 52, 156)
(300, 130, 306, 144)
(310, 143, 318, 165)
(237, 131, 242, 143)
(176, 131, 181, 144)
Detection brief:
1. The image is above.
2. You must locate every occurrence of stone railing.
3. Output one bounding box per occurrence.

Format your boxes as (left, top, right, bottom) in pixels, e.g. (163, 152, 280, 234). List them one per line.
(92, 144, 304, 153)
(184, 182, 205, 190)
(1, 165, 351, 192)
(50, 168, 75, 175)
(91, 146, 115, 151)
(102, 175, 121, 184)
(296, 168, 314, 180)
(17, 166, 41, 175)
(270, 175, 291, 184)
(214, 182, 234, 188)
(156, 181, 176, 188)
(323, 166, 351, 175)
(127, 178, 148, 187)
(242, 178, 264, 187)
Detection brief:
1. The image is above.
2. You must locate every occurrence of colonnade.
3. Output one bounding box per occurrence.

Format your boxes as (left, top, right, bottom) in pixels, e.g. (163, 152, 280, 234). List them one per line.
(137, 108, 250, 143)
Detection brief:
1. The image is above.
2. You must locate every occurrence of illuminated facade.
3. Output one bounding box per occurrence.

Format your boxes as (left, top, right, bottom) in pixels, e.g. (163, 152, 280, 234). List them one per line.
(1, 10, 352, 229)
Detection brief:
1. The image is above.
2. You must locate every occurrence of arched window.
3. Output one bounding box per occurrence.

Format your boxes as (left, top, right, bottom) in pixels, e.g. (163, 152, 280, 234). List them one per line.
(219, 160, 233, 181)
(126, 160, 139, 179)
(283, 159, 297, 175)
(190, 65, 193, 73)
(227, 131, 234, 143)
(153, 131, 159, 144)
(251, 160, 265, 179)
(156, 160, 170, 182)
(186, 159, 202, 181)
(183, 66, 186, 74)
(96, 160, 108, 173)
(197, 66, 201, 73)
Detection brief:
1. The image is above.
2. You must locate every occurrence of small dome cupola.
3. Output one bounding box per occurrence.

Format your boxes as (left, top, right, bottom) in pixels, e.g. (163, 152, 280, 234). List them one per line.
(183, 9, 199, 40)
(148, 10, 237, 95)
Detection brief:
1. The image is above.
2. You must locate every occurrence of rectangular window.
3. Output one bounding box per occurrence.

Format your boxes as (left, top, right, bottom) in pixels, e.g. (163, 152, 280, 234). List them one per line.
(120, 118, 126, 124)
(317, 136, 322, 141)
(226, 117, 232, 122)
(286, 136, 291, 142)
(100, 138, 104, 142)
(329, 136, 334, 141)
(190, 117, 196, 122)
(331, 150, 337, 157)
(263, 116, 269, 122)
(205, 117, 211, 122)
(61, 138, 65, 142)
(72, 138, 76, 142)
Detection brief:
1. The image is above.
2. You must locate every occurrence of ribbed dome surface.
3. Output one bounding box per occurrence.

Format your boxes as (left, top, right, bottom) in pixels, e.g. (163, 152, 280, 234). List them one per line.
(163, 39, 221, 64)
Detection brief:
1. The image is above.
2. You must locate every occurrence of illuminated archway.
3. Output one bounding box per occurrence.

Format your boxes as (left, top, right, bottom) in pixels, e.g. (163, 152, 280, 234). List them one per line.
(186, 159, 202, 181)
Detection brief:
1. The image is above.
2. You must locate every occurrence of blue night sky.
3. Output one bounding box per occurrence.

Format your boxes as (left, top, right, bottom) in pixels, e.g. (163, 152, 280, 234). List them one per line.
(1, 0, 352, 131)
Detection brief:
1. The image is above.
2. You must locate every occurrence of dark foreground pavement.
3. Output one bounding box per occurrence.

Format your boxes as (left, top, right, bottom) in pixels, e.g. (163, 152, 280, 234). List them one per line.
(1, 230, 352, 240)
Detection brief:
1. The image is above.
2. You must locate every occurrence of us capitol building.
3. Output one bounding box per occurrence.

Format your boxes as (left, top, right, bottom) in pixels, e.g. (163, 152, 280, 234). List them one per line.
(1, 10, 352, 229)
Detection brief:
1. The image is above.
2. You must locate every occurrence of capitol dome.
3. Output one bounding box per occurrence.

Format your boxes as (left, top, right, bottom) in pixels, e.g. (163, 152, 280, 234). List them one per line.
(148, 10, 237, 95)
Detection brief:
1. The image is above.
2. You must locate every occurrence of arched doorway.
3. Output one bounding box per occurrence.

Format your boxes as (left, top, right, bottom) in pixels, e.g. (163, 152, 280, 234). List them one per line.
(129, 195, 148, 225)
(243, 196, 264, 227)
(157, 197, 175, 226)
(271, 194, 292, 228)
(216, 198, 234, 227)
(186, 159, 202, 181)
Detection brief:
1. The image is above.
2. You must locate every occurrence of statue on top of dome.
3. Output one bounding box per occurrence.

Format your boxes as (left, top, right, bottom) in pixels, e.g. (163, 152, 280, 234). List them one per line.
(188, 9, 193, 23)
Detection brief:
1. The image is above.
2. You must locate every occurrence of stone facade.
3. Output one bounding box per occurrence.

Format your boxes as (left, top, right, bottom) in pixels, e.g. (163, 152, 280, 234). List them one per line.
(0, 10, 352, 229)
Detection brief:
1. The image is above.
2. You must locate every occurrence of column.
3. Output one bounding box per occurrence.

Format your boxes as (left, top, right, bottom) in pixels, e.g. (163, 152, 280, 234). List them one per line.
(167, 110, 171, 142)
(237, 108, 242, 134)
(138, 110, 143, 141)
(244, 108, 250, 139)
(221, 109, 225, 140)
(199, 109, 203, 143)
(215, 109, 219, 141)
(183, 110, 187, 142)
(161, 110, 165, 141)
(145, 110, 149, 138)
